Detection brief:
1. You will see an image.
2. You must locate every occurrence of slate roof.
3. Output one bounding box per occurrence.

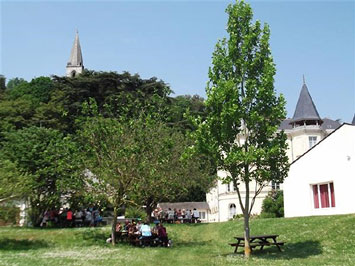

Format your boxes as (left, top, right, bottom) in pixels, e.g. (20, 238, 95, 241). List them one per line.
(291, 83, 321, 123)
(279, 118, 293, 130)
(279, 117, 340, 131)
(67, 31, 83, 67)
(158, 202, 210, 210)
(321, 118, 341, 130)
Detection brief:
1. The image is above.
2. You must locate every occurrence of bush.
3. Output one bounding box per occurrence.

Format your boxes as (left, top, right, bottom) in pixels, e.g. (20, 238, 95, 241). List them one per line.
(125, 206, 147, 221)
(0, 204, 20, 225)
(260, 190, 284, 218)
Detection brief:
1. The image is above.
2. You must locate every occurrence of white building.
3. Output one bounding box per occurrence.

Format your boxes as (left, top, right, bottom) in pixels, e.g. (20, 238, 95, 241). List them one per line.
(284, 124, 355, 217)
(206, 80, 342, 222)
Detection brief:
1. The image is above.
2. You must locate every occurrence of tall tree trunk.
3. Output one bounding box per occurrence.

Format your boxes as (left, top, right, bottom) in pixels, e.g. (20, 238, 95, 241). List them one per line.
(145, 200, 153, 222)
(111, 206, 118, 246)
(244, 174, 251, 258)
(243, 209, 251, 258)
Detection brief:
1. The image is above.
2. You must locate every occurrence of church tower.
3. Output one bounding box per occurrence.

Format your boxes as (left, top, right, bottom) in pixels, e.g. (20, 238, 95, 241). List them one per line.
(66, 31, 84, 77)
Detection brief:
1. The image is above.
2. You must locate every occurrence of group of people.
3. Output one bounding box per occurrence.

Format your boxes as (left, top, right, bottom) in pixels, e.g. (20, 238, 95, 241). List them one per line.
(110, 220, 171, 247)
(152, 207, 200, 223)
(40, 206, 103, 228)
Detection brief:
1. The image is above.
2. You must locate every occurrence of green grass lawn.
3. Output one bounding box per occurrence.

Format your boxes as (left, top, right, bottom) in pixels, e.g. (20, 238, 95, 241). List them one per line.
(0, 214, 354, 266)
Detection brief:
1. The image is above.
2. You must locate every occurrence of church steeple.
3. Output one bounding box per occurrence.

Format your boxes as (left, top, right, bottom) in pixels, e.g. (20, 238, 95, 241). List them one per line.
(66, 31, 84, 77)
(290, 78, 322, 126)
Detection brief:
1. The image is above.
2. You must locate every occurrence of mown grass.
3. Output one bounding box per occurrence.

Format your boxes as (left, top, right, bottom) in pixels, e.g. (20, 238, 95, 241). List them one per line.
(0, 214, 354, 266)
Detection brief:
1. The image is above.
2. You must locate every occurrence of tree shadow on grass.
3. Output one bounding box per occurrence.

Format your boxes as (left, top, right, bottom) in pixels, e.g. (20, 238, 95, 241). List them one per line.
(76, 228, 109, 245)
(0, 238, 50, 251)
(173, 240, 213, 248)
(223, 240, 322, 260)
(178, 223, 209, 227)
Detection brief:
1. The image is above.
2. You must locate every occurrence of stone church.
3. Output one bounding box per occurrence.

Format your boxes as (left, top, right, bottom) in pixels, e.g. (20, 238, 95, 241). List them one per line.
(66, 31, 84, 78)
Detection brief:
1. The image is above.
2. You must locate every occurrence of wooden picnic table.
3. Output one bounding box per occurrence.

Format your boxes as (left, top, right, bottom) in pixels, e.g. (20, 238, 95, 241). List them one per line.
(230, 234, 284, 253)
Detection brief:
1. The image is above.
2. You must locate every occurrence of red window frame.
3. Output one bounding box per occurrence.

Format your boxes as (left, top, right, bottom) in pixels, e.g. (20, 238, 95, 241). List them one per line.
(312, 182, 335, 209)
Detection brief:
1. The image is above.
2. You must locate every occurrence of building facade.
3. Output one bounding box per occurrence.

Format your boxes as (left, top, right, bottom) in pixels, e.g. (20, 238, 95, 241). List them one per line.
(284, 124, 355, 217)
(206, 80, 341, 222)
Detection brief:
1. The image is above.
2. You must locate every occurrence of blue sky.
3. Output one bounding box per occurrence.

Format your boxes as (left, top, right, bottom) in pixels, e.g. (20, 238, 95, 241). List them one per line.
(1, 0, 354, 122)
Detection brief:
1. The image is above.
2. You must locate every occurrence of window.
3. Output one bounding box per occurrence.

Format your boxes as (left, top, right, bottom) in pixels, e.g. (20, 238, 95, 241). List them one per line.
(199, 212, 206, 220)
(227, 183, 230, 192)
(312, 182, 335, 209)
(271, 181, 280, 190)
(309, 136, 317, 148)
(229, 204, 236, 218)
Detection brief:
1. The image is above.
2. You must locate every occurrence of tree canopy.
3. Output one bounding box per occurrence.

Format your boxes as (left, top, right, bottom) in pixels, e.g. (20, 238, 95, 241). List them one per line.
(0, 69, 215, 227)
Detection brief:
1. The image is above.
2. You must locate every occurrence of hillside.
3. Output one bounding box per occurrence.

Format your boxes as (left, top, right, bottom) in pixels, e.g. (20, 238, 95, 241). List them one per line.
(0, 214, 354, 266)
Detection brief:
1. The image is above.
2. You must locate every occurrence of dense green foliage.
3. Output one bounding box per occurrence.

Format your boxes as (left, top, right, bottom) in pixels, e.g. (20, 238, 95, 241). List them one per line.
(124, 206, 147, 221)
(260, 190, 284, 218)
(0, 127, 82, 225)
(0, 204, 20, 225)
(0, 69, 215, 226)
(0, 214, 354, 265)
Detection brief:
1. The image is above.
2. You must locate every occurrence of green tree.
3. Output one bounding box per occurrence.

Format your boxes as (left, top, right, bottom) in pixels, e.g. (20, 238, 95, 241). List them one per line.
(0, 160, 28, 203)
(130, 117, 214, 219)
(0, 75, 6, 92)
(6, 77, 26, 90)
(79, 106, 141, 245)
(190, 1, 289, 258)
(260, 190, 284, 218)
(1, 127, 82, 225)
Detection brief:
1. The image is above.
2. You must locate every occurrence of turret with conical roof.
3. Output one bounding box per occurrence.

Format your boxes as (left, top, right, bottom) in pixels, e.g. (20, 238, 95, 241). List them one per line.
(66, 31, 84, 77)
(290, 77, 322, 127)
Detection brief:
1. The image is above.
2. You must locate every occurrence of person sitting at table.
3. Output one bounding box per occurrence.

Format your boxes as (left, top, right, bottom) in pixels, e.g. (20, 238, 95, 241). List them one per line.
(152, 222, 159, 236)
(114, 222, 122, 241)
(139, 221, 152, 246)
(177, 209, 183, 220)
(124, 219, 131, 231)
(157, 223, 169, 247)
(185, 209, 191, 222)
(167, 208, 174, 222)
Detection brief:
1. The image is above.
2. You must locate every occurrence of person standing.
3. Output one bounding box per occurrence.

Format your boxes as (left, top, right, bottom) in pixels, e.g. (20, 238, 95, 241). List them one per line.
(192, 208, 199, 223)
(66, 209, 73, 227)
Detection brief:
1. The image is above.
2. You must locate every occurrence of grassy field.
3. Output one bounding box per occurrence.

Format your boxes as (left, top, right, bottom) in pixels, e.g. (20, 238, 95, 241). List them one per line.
(0, 214, 354, 266)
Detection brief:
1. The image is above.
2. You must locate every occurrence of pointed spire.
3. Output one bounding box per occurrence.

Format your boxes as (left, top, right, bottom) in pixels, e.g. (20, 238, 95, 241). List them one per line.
(303, 74, 305, 85)
(291, 79, 322, 124)
(67, 31, 83, 67)
(352, 114, 355, 125)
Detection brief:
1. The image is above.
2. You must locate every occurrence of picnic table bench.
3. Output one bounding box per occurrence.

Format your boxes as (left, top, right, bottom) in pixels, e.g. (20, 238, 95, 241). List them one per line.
(229, 234, 284, 253)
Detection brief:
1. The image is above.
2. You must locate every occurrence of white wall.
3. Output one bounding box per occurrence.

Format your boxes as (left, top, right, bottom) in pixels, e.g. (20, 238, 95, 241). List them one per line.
(284, 124, 355, 218)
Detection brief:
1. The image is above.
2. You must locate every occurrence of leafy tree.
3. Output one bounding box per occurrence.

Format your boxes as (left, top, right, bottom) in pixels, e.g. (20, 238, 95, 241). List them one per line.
(1, 127, 82, 225)
(0, 160, 28, 203)
(167, 95, 206, 131)
(0, 75, 6, 92)
(260, 190, 284, 218)
(52, 70, 172, 132)
(0, 77, 56, 137)
(189, 1, 289, 258)
(79, 105, 141, 245)
(130, 117, 214, 219)
(79, 99, 215, 243)
(6, 77, 26, 90)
